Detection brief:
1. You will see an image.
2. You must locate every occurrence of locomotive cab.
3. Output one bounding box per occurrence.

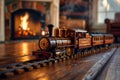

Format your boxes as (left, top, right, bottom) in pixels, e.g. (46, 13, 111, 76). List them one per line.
(74, 29, 92, 49)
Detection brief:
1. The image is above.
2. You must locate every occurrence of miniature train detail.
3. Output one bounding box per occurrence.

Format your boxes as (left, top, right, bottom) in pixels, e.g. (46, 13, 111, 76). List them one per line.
(33, 25, 114, 59)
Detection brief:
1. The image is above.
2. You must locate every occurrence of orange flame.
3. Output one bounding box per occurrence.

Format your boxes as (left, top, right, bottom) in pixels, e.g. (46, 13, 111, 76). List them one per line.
(20, 12, 29, 30)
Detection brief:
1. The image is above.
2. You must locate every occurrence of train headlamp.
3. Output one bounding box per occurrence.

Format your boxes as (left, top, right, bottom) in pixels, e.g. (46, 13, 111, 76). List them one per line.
(42, 30, 46, 36)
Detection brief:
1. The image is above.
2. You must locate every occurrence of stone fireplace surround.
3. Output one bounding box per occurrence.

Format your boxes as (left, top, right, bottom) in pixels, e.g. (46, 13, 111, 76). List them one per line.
(0, 0, 59, 42)
(11, 9, 45, 40)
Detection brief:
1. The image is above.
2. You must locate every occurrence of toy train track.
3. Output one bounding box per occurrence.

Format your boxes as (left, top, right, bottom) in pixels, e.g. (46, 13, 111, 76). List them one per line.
(0, 43, 119, 79)
(0, 53, 74, 78)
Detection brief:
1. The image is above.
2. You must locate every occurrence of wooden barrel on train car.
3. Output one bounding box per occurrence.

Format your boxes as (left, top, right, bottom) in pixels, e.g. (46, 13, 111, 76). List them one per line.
(54, 28, 59, 37)
(38, 37, 57, 51)
(59, 28, 68, 37)
(54, 28, 68, 37)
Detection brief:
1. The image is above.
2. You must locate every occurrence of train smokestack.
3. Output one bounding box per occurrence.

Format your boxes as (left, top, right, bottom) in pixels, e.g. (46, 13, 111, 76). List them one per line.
(47, 24, 54, 37)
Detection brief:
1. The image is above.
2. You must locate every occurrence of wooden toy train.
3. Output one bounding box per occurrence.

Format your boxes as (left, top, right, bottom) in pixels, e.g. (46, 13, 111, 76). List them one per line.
(33, 24, 114, 59)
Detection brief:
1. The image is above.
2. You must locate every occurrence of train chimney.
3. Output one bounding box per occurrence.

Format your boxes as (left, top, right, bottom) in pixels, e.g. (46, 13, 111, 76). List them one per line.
(47, 24, 54, 37)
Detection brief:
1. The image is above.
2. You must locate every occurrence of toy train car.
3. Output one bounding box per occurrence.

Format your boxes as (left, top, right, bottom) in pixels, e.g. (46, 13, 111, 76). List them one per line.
(33, 25, 114, 59)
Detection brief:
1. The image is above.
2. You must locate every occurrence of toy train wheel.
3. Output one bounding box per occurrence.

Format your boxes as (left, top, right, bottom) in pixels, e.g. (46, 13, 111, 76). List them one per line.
(67, 48, 72, 56)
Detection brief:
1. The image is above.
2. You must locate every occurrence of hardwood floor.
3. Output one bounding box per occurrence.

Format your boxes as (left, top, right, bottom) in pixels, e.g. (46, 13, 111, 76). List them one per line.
(0, 41, 119, 80)
(0, 40, 39, 65)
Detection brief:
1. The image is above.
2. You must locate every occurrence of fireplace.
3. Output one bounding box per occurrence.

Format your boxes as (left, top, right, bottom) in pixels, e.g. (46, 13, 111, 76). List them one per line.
(11, 9, 45, 40)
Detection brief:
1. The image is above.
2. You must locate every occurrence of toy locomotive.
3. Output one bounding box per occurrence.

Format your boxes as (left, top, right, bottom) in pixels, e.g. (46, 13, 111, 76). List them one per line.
(33, 24, 114, 59)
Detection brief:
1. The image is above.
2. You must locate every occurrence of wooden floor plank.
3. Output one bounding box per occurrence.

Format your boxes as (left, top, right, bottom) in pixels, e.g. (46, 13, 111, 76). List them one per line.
(0, 41, 119, 80)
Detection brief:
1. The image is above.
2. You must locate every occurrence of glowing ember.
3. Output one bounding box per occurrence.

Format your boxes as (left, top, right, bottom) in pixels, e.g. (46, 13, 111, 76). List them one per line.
(20, 12, 29, 30)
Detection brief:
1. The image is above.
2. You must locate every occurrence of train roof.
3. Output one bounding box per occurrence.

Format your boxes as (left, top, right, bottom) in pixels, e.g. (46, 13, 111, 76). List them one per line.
(104, 34, 114, 36)
(69, 28, 87, 33)
(90, 33, 114, 37)
(90, 33, 104, 36)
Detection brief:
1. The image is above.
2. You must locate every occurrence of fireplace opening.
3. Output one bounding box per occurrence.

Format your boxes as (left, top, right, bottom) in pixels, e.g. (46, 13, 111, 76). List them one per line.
(11, 9, 45, 40)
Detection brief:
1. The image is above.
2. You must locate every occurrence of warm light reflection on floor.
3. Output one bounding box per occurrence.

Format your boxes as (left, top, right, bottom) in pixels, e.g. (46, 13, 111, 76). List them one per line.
(17, 56, 32, 62)
(31, 71, 49, 80)
(38, 78, 49, 80)
(0, 40, 39, 65)
(22, 42, 29, 55)
(38, 76, 49, 80)
(16, 42, 34, 62)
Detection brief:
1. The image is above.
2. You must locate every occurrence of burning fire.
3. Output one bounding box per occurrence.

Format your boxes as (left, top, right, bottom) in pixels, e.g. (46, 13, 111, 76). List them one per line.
(17, 12, 36, 36)
(20, 12, 29, 30)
